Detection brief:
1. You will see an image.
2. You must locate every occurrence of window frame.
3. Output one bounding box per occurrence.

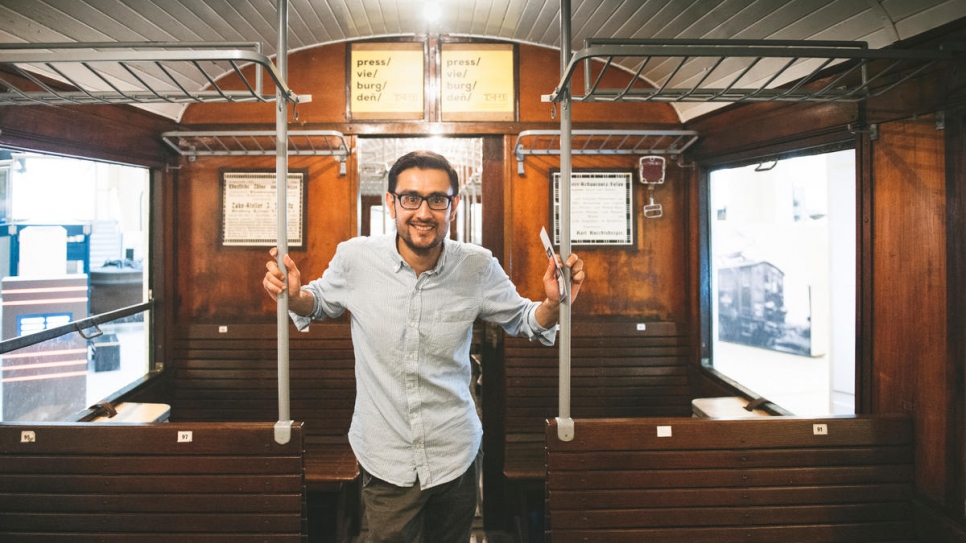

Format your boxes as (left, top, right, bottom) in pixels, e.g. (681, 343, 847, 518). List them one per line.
(697, 141, 858, 415)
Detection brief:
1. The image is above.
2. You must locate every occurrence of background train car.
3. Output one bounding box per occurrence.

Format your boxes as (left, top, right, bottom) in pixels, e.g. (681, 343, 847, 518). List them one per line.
(1, 1, 965, 542)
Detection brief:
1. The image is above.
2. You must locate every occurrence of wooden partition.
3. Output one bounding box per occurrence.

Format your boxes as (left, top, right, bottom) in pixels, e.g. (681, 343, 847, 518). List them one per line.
(502, 319, 692, 481)
(169, 322, 359, 542)
(546, 415, 916, 543)
(170, 323, 358, 488)
(0, 421, 305, 542)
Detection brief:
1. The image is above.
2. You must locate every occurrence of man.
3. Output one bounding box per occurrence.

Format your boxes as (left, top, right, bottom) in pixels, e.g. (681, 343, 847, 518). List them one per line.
(263, 150, 585, 542)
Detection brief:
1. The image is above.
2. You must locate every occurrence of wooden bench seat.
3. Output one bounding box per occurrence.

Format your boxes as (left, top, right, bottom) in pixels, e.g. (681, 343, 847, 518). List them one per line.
(546, 415, 916, 543)
(502, 319, 691, 483)
(171, 323, 360, 541)
(0, 421, 305, 542)
(304, 439, 360, 491)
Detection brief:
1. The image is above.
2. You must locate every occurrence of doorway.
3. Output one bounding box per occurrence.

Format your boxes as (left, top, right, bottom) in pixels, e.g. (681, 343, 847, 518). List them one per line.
(357, 137, 483, 244)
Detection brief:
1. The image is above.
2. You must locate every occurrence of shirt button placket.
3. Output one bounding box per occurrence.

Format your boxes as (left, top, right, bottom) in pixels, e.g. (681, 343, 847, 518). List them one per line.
(406, 278, 429, 482)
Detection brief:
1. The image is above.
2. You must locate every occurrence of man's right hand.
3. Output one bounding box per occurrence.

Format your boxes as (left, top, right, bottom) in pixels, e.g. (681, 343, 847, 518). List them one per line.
(263, 247, 315, 314)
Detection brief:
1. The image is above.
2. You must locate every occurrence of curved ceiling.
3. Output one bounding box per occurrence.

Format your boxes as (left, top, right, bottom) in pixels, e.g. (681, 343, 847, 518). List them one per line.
(1, 0, 964, 122)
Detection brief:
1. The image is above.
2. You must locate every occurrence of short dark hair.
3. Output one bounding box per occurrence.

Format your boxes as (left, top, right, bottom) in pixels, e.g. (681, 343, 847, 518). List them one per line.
(387, 150, 460, 196)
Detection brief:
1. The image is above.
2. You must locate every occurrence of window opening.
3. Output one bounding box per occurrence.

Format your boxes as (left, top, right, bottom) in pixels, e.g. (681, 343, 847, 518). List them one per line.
(709, 149, 855, 415)
(0, 150, 150, 421)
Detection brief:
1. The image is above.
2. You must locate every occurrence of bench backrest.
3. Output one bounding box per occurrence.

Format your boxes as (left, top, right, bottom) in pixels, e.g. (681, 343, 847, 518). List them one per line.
(545, 415, 915, 543)
(171, 323, 355, 443)
(505, 320, 691, 439)
(0, 421, 305, 542)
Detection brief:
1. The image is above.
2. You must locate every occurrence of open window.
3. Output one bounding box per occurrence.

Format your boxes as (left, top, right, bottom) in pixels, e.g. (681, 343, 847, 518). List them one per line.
(707, 149, 856, 415)
(0, 150, 150, 422)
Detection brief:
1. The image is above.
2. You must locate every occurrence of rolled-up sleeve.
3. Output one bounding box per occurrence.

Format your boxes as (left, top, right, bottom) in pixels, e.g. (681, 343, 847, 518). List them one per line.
(289, 243, 351, 331)
(479, 256, 557, 346)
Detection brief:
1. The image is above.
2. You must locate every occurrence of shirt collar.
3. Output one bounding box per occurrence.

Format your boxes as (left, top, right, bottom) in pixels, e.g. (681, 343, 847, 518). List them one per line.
(383, 233, 451, 275)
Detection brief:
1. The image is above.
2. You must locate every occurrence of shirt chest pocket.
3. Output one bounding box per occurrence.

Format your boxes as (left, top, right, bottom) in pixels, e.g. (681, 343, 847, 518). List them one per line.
(428, 296, 478, 346)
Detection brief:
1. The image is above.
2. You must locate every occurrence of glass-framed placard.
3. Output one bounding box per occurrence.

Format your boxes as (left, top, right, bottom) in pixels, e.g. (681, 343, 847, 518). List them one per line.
(439, 42, 516, 122)
(552, 170, 635, 246)
(220, 169, 307, 247)
(348, 42, 425, 120)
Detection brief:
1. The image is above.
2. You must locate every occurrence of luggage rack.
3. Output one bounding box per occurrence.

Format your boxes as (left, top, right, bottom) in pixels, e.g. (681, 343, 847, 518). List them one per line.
(0, 41, 303, 107)
(513, 129, 698, 175)
(543, 38, 952, 105)
(162, 130, 350, 174)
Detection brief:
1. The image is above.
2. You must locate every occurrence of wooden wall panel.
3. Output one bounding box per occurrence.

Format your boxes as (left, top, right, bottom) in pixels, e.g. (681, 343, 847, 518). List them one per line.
(175, 42, 684, 323)
(871, 120, 948, 502)
(173, 152, 354, 322)
(0, 101, 175, 168)
(506, 144, 689, 320)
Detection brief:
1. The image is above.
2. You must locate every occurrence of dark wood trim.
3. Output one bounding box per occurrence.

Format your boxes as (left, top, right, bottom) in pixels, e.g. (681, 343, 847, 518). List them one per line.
(856, 127, 874, 415)
(688, 100, 858, 167)
(0, 103, 175, 168)
(945, 108, 966, 511)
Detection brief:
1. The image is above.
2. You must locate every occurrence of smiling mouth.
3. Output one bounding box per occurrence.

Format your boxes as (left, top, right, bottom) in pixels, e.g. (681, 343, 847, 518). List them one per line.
(410, 222, 436, 232)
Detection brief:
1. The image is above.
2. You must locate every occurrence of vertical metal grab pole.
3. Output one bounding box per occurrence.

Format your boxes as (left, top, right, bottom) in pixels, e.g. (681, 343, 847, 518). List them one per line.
(556, 0, 574, 442)
(274, 0, 293, 444)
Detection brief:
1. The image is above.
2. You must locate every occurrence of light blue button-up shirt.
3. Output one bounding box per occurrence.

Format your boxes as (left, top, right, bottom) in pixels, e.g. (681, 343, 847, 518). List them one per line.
(291, 233, 556, 489)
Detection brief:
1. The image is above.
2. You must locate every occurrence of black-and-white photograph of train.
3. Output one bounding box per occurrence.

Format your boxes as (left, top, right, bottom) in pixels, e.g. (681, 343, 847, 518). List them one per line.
(717, 261, 811, 356)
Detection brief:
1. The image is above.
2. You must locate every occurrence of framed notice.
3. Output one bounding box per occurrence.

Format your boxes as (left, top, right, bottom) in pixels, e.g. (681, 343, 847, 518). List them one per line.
(220, 169, 307, 247)
(551, 170, 635, 246)
(440, 42, 516, 121)
(348, 42, 425, 120)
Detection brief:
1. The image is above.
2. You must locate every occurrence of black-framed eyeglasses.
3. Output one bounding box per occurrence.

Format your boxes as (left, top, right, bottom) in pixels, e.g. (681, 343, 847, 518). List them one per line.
(392, 192, 453, 210)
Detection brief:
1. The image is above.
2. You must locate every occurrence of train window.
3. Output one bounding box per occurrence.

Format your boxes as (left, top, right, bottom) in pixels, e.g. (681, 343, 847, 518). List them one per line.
(708, 150, 855, 415)
(0, 150, 150, 422)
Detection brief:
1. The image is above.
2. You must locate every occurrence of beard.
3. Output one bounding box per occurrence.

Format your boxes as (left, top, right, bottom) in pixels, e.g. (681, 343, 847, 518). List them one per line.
(396, 217, 448, 255)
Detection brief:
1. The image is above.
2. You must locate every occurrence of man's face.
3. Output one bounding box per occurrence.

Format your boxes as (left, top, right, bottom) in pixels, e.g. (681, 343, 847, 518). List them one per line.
(387, 167, 459, 256)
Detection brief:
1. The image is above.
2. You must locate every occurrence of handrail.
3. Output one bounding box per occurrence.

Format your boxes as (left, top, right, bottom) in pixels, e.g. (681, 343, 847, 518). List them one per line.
(0, 301, 153, 355)
(274, 0, 293, 446)
(555, 0, 574, 443)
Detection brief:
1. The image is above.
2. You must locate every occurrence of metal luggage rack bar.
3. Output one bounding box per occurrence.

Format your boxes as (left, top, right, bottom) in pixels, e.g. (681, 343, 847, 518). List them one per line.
(513, 129, 698, 175)
(0, 42, 302, 106)
(543, 39, 952, 104)
(162, 130, 350, 174)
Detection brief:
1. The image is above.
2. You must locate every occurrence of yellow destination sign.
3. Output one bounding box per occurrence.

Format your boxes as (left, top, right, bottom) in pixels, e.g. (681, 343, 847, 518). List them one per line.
(349, 42, 424, 120)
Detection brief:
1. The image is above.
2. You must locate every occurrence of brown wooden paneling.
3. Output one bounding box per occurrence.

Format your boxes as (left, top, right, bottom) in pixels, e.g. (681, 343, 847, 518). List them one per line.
(687, 99, 858, 166)
(0, 422, 305, 542)
(173, 154, 353, 322)
(502, 318, 691, 481)
(175, 42, 683, 324)
(871, 120, 949, 502)
(0, 101, 175, 169)
(507, 149, 690, 319)
(170, 322, 359, 492)
(546, 415, 917, 543)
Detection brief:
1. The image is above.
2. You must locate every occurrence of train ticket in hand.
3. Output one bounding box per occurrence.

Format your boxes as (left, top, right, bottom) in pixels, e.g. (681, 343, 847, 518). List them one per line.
(540, 227, 569, 301)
